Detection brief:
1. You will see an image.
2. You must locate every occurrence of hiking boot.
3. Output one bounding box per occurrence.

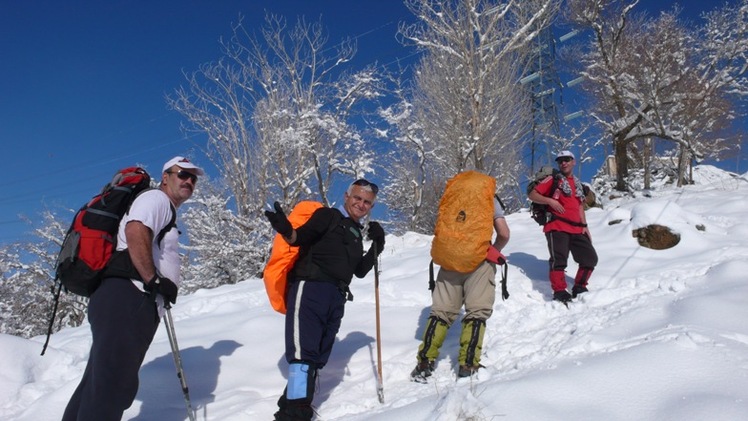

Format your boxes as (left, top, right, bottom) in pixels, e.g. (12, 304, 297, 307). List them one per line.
(571, 285, 588, 298)
(273, 403, 314, 421)
(553, 290, 572, 303)
(410, 360, 435, 383)
(457, 364, 483, 378)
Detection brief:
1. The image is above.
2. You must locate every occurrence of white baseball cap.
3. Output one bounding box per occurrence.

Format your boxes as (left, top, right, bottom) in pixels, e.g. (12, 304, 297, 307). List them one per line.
(555, 150, 575, 161)
(162, 156, 204, 175)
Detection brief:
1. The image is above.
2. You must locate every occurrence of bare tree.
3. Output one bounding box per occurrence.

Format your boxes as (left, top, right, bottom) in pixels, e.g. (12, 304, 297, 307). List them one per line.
(632, 7, 742, 187)
(0, 210, 86, 338)
(168, 13, 383, 216)
(675, 0, 748, 184)
(566, 0, 747, 190)
(386, 0, 559, 226)
(178, 178, 263, 290)
(376, 72, 437, 233)
(565, 0, 648, 191)
(168, 13, 386, 274)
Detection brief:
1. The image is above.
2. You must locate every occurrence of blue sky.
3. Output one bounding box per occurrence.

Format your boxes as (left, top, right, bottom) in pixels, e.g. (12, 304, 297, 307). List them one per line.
(0, 0, 732, 245)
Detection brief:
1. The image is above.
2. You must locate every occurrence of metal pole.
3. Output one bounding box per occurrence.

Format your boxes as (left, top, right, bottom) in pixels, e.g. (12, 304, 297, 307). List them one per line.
(164, 306, 197, 421)
(373, 246, 385, 404)
(41, 279, 63, 356)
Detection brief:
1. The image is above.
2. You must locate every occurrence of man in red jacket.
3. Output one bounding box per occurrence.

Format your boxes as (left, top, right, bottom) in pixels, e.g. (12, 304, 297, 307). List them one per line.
(528, 150, 598, 304)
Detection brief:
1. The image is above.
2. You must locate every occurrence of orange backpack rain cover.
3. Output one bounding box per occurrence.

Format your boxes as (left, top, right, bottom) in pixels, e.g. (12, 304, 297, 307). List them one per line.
(263, 201, 324, 314)
(430, 171, 496, 273)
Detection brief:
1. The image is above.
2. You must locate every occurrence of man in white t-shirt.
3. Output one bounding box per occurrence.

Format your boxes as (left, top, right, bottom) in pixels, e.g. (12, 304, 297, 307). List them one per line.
(62, 156, 203, 421)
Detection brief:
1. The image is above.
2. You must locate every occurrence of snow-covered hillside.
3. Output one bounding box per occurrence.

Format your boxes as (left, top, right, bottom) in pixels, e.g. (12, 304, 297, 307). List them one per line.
(2, 165, 748, 420)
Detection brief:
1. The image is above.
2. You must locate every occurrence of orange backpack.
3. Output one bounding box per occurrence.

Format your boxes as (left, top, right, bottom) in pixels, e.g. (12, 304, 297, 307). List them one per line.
(263, 201, 324, 314)
(430, 171, 496, 273)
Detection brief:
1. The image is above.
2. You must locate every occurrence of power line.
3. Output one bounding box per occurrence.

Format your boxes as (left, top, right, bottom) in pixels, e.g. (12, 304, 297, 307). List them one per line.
(0, 116, 186, 189)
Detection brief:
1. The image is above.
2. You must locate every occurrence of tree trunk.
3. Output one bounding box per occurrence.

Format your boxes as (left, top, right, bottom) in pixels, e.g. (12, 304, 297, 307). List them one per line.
(614, 134, 629, 191)
(643, 138, 651, 190)
(676, 147, 689, 187)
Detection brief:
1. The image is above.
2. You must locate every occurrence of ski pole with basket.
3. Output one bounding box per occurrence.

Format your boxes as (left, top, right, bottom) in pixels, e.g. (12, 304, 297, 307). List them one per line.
(164, 304, 197, 421)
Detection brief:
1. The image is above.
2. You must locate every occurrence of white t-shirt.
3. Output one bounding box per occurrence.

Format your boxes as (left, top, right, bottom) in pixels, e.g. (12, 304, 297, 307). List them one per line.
(116, 189, 181, 298)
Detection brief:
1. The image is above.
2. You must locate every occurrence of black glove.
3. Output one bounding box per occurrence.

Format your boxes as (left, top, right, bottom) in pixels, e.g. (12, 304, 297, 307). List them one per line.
(264, 201, 293, 237)
(145, 275, 178, 305)
(367, 221, 385, 254)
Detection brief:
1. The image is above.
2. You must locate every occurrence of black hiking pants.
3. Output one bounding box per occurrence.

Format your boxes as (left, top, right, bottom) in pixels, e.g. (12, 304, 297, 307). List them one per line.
(546, 230, 598, 271)
(62, 277, 159, 421)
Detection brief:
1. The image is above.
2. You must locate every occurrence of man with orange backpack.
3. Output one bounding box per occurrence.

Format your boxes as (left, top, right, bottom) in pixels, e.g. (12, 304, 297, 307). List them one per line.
(528, 150, 598, 305)
(264, 179, 385, 421)
(411, 171, 510, 382)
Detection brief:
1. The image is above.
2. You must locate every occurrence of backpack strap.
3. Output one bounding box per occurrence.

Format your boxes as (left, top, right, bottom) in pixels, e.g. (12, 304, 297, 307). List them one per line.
(499, 261, 509, 300)
(548, 213, 588, 227)
(156, 204, 177, 249)
(428, 260, 436, 292)
(494, 194, 506, 212)
(549, 173, 561, 197)
(128, 188, 178, 248)
(104, 202, 178, 280)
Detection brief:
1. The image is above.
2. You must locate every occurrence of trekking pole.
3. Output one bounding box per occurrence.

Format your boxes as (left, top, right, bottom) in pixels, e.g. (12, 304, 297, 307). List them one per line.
(41, 278, 63, 356)
(500, 263, 509, 301)
(163, 305, 197, 421)
(373, 244, 385, 404)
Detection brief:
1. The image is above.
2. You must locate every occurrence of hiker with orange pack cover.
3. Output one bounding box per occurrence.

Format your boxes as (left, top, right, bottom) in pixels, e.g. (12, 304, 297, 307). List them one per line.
(264, 179, 385, 421)
(411, 171, 511, 382)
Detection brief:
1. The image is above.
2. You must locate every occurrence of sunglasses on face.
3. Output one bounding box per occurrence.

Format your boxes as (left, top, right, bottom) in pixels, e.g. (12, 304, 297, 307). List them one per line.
(167, 170, 198, 183)
(556, 157, 573, 163)
(352, 178, 379, 195)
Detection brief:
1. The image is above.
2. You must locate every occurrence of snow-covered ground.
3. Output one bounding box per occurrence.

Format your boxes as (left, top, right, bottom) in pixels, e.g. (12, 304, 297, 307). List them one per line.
(2, 165, 748, 420)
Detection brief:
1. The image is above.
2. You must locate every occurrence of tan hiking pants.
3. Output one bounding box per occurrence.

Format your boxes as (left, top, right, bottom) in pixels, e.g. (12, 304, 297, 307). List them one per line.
(429, 261, 497, 325)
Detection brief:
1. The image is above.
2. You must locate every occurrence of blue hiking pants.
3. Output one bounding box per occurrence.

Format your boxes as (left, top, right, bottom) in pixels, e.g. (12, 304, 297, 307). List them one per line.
(284, 280, 346, 368)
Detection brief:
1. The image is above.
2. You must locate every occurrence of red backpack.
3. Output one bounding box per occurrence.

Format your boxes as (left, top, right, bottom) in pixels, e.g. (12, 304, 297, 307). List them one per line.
(43, 167, 178, 355)
(55, 167, 153, 296)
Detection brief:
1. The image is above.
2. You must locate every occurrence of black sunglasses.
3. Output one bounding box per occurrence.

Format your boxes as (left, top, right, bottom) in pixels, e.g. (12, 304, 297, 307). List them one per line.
(352, 178, 379, 195)
(556, 157, 573, 163)
(167, 170, 198, 183)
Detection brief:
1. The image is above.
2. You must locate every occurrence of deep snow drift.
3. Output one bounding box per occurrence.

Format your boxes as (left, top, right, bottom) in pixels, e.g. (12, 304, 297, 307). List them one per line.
(2, 165, 748, 420)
